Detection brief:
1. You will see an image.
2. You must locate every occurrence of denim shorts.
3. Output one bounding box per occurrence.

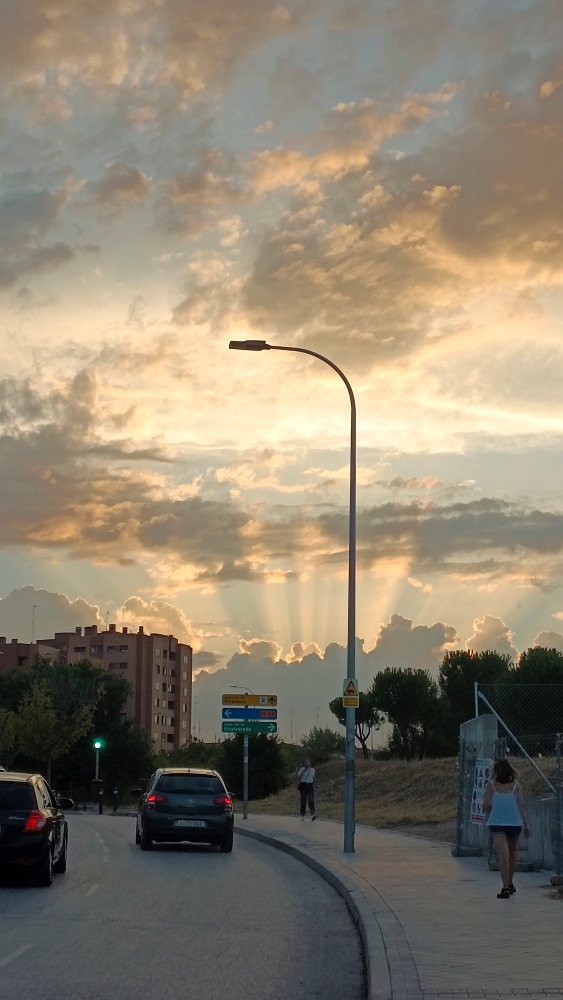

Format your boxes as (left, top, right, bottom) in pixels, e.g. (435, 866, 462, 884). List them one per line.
(489, 825, 522, 837)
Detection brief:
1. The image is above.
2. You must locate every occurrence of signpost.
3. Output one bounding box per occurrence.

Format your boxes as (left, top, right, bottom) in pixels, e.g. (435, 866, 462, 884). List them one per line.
(222, 694, 277, 707)
(222, 708, 277, 721)
(342, 679, 359, 709)
(222, 694, 279, 820)
(222, 720, 277, 734)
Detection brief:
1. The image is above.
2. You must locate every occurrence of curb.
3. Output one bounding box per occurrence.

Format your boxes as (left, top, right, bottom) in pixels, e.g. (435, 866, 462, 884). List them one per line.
(235, 825, 391, 1000)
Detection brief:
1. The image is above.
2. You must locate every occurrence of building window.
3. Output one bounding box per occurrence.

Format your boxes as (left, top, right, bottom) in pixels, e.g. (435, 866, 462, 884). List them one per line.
(155, 681, 160, 691)
(119, 645, 128, 651)
(153, 732, 159, 741)
(154, 714, 159, 724)
(91, 645, 102, 654)
(167, 734, 174, 743)
(182, 721, 187, 730)
(169, 685, 175, 694)
(161, 733, 166, 742)
(183, 687, 188, 697)
(161, 682, 167, 692)
(108, 662, 116, 670)
(155, 664, 160, 674)
(119, 662, 127, 669)
(74, 646, 86, 654)
(163, 650, 168, 659)
(182, 671, 187, 680)
(163, 666, 167, 676)
(167, 700, 174, 710)
(169, 652, 176, 661)
(183, 655, 188, 665)
(170, 669, 175, 677)
(182, 704, 187, 713)
(155, 647, 161, 657)
(154, 698, 159, 707)
(107, 645, 116, 653)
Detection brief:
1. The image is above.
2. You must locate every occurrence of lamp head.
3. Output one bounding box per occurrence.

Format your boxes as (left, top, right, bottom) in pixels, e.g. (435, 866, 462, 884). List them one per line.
(93, 738, 104, 750)
(229, 340, 270, 351)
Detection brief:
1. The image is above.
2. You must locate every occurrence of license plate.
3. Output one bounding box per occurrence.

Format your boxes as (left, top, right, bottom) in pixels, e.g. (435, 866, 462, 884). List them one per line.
(174, 820, 206, 828)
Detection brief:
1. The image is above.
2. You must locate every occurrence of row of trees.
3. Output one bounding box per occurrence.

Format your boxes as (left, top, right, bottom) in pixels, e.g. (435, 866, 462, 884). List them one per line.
(0, 655, 154, 797)
(326, 645, 563, 761)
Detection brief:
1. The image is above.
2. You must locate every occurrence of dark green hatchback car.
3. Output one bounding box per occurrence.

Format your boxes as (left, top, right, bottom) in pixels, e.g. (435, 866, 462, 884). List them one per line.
(135, 768, 234, 853)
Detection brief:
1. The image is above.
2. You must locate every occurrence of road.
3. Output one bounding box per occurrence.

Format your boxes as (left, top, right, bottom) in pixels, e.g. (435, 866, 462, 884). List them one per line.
(0, 814, 365, 1000)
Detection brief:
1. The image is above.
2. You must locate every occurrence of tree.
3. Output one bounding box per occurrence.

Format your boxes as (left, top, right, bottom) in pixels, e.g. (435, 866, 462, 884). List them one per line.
(54, 667, 155, 801)
(370, 668, 441, 761)
(439, 649, 512, 727)
(219, 734, 287, 799)
(0, 708, 18, 770)
(300, 725, 346, 765)
(17, 681, 93, 784)
(329, 694, 384, 758)
(513, 646, 563, 684)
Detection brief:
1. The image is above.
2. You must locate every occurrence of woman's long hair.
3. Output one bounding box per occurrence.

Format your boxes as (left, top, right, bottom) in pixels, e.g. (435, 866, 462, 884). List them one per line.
(492, 758, 518, 784)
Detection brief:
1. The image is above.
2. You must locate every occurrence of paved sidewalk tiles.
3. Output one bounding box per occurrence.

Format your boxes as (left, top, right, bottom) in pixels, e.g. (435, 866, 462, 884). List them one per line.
(239, 814, 563, 999)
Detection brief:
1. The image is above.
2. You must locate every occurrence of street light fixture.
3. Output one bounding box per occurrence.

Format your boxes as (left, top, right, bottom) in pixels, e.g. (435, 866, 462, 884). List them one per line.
(229, 338, 357, 853)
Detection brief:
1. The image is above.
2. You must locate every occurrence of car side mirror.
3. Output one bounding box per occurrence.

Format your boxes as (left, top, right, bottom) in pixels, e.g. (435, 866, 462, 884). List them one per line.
(58, 797, 74, 810)
(131, 788, 143, 797)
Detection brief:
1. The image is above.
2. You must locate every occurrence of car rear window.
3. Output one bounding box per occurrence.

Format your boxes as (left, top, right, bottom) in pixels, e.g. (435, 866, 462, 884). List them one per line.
(156, 775, 223, 795)
(0, 781, 35, 810)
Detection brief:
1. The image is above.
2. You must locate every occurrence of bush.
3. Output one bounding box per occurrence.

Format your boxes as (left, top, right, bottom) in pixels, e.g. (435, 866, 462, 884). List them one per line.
(300, 726, 346, 765)
(218, 734, 288, 799)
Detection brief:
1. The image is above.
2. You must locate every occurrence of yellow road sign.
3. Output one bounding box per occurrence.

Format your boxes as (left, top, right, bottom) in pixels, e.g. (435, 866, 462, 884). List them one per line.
(222, 694, 278, 707)
(342, 678, 359, 708)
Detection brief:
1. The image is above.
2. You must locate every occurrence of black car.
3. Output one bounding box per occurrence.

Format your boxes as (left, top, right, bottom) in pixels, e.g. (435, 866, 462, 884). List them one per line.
(0, 772, 73, 886)
(134, 768, 234, 853)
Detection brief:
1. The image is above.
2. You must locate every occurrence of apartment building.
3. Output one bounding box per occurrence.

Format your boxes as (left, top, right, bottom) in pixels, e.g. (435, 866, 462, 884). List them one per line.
(0, 625, 193, 751)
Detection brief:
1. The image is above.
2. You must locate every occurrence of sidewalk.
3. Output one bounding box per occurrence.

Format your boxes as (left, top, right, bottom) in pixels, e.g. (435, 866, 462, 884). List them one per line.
(236, 814, 563, 1000)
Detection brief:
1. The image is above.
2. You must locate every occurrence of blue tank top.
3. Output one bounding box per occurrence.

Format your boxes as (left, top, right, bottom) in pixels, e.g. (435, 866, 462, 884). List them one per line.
(486, 781, 522, 827)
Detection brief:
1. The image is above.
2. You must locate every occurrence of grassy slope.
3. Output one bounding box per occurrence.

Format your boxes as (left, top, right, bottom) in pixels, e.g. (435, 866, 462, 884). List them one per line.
(235, 755, 558, 844)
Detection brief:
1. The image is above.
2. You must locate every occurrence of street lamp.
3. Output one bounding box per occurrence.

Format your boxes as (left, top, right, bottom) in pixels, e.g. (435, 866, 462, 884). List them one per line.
(229, 338, 357, 853)
(230, 685, 254, 694)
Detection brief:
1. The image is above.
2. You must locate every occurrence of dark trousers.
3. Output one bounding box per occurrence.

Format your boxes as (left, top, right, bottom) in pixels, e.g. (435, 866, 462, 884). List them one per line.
(299, 782, 315, 816)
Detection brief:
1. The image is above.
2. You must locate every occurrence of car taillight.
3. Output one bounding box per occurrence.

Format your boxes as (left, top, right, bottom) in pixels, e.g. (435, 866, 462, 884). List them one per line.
(23, 810, 48, 832)
(214, 796, 232, 811)
(146, 793, 167, 809)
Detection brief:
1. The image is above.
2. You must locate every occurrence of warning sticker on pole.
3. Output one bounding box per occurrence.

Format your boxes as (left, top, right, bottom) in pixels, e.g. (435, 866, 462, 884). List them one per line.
(342, 678, 359, 708)
(471, 758, 492, 825)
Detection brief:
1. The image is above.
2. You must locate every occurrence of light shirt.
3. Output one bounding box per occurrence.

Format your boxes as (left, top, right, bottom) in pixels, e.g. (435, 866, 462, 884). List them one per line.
(486, 781, 522, 827)
(297, 766, 315, 784)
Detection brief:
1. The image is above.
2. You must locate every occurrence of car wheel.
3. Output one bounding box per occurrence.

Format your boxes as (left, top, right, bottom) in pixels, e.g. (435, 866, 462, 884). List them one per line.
(140, 822, 152, 851)
(219, 832, 233, 853)
(36, 843, 54, 886)
(135, 820, 141, 845)
(52, 833, 68, 874)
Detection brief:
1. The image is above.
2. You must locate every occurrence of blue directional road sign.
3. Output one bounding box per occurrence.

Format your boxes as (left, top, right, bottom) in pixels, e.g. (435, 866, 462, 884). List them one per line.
(222, 707, 277, 721)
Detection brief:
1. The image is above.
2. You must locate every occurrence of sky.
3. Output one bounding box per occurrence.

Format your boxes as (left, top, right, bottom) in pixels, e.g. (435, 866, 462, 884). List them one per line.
(1, 0, 563, 740)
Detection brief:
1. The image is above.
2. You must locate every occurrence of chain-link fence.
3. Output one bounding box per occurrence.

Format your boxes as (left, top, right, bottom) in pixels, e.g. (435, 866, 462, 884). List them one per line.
(471, 684, 563, 874)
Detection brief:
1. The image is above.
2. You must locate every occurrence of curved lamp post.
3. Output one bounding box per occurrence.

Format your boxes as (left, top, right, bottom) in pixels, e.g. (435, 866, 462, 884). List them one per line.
(229, 339, 357, 853)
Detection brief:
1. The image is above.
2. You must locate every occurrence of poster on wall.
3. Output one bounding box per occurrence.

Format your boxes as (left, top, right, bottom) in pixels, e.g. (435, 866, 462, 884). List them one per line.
(471, 758, 492, 824)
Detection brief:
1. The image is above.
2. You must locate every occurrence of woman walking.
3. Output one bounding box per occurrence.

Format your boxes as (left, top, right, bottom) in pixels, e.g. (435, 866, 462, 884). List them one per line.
(483, 758, 530, 899)
(297, 758, 316, 820)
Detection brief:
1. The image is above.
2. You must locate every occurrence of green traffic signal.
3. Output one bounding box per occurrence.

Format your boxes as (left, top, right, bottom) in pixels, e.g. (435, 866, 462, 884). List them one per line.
(93, 738, 104, 750)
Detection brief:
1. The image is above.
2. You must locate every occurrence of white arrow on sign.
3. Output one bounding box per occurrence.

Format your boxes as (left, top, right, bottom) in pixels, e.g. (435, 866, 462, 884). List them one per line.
(224, 708, 233, 717)
(267, 723, 276, 732)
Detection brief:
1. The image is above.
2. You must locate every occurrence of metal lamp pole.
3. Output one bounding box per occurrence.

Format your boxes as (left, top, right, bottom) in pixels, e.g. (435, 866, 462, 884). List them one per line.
(229, 339, 357, 853)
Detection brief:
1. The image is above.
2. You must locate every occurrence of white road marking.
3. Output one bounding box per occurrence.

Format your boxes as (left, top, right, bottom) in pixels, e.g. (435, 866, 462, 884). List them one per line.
(85, 883, 100, 897)
(0, 944, 33, 968)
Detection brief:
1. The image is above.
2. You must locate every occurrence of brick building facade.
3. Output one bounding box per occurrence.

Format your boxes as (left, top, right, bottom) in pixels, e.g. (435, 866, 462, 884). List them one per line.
(0, 625, 193, 751)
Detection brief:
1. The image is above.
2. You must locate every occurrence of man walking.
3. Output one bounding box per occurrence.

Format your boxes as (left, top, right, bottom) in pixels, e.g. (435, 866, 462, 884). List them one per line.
(297, 758, 316, 820)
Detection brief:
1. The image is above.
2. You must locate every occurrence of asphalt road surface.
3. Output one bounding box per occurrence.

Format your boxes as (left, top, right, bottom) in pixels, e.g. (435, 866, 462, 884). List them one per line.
(0, 814, 365, 1000)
